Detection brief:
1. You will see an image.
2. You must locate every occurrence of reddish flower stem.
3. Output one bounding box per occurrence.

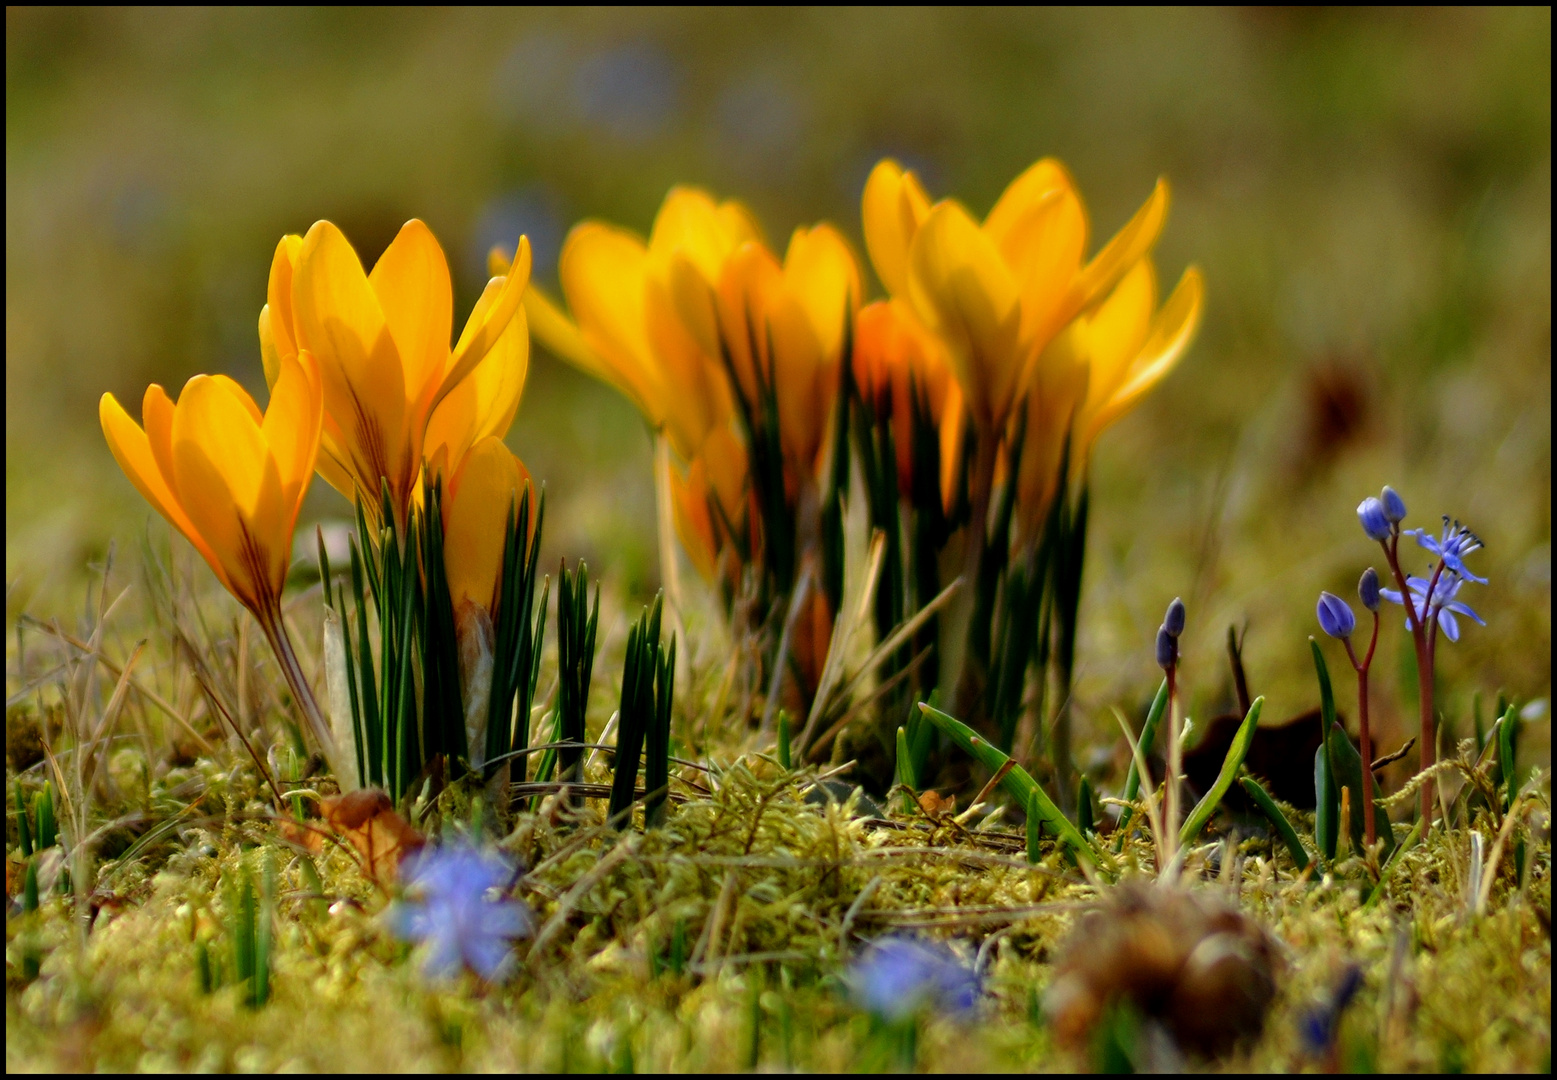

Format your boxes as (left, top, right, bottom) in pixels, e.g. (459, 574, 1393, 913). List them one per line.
(1343, 611, 1380, 850)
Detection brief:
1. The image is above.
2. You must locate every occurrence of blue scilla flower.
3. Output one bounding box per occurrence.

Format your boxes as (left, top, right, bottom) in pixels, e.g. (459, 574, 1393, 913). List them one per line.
(848, 937, 980, 1021)
(1380, 574, 1486, 643)
(1357, 497, 1392, 542)
(1316, 592, 1356, 639)
(1406, 517, 1488, 585)
(1162, 597, 1186, 638)
(389, 843, 534, 981)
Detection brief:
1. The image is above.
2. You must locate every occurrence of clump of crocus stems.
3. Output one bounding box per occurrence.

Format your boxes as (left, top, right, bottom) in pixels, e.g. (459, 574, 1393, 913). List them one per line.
(1316, 571, 1382, 849)
(1357, 486, 1487, 825)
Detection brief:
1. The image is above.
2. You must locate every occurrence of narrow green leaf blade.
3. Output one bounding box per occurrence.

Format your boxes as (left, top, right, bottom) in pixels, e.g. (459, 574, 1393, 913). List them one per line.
(917, 702, 1094, 860)
(1239, 776, 1309, 871)
(1180, 696, 1264, 847)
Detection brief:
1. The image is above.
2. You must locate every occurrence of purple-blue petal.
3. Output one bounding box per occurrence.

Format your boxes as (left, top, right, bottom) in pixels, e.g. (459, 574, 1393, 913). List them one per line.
(1438, 609, 1460, 642)
(1443, 599, 1485, 625)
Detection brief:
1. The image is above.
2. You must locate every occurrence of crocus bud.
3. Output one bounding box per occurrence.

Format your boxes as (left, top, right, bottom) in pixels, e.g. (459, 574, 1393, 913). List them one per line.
(1357, 497, 1391, 542)
(1380, 486, 1406, 524)
(1156, 626, 1177, 670)
(1163, 597, 1186, 638)
(1316, 592, 1356, 639)
(1358, 568, 1381, 612)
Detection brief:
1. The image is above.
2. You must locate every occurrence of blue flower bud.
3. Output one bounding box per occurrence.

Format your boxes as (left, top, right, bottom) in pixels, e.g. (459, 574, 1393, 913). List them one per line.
(1357, 497, 1391, 542)
(1358, 567, 1381, 611)
(1162, 597, 1186, 638)
(1316, 591, 1356, 639)
(1155, 625, 1177, 670)
(1380, 486, 1406, 523)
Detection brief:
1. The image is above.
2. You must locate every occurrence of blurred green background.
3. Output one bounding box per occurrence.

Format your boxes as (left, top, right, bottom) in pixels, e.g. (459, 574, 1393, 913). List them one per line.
(6, 8, 1549, 755)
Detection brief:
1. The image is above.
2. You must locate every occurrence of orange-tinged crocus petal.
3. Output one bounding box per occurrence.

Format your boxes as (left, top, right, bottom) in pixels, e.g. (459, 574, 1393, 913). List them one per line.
(442, 436, 533, 616)
(907, 201, 1025, 431)
(671, 457, 719, 583)
(862, 159, 932, 301)
(854, 299, 963, 505)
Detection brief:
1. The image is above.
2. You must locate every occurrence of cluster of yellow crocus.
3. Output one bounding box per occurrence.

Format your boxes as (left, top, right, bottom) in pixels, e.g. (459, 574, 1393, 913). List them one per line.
(863, 157, 1202, 534)
(527, 158, 1200, 612)
(520, 188, 863, 611)
(101, 219, 533, 762)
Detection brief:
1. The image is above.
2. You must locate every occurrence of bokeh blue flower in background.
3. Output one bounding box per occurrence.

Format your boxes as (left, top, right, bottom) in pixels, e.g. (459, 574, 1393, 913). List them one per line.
(389, 843, 534, 982)
(848, 937, 980, 1022)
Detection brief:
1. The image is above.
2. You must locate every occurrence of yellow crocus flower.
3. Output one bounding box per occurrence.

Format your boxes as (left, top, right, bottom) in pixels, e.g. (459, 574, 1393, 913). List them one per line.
(520, 186, 761, 461)
(260, 220, 531, 524)
(715, 225, 863, 480)
(1016, 257, 1204, 537)
(863, 157, 1168, 435)
(99, 352, 335, 756)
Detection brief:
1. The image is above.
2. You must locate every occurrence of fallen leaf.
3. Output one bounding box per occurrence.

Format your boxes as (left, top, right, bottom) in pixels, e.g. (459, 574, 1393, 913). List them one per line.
(316, 788, 425, 886)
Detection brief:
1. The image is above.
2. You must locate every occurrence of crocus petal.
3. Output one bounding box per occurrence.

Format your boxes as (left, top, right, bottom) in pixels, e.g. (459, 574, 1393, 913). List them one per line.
(648, 186, 762, 284)
(862, 159, 932, 301)
(556, 224, 664, 422)
(100, 391, 228, 591)
(170, 375, 287, 610)
(426, 304, 529, 471)
(263, 352, 325, 528)
(442, 437, 529, 615)
(437, 236, 532, 417)
(292, 219, 412, 503)
(784, 223, 863, 365)
(1081, 264, 1204, 449)
(523, 281, 616, 381)
(368, 219, 454, 405)
(261, 234, 304, 389)
(907, 200, 1025, 429)
(1070, 177, 1169, 313)
(985, 171, 1087, 351)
